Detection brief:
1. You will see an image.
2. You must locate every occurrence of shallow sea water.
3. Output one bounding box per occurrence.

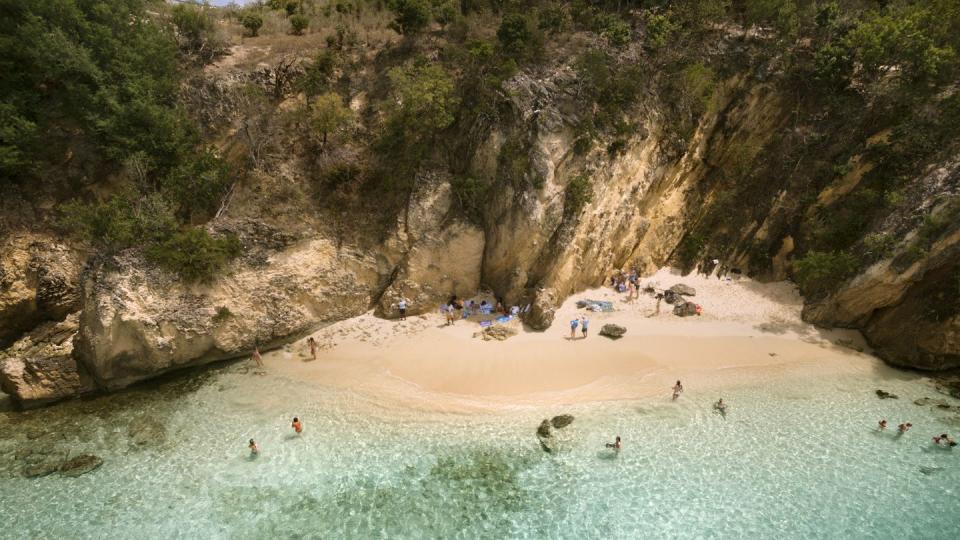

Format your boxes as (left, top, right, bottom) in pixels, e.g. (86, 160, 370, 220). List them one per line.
(1, 360, 959, 539)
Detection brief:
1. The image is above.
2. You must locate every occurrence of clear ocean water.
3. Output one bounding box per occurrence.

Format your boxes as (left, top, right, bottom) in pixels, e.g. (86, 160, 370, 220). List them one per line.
(1, 360, 958, 539)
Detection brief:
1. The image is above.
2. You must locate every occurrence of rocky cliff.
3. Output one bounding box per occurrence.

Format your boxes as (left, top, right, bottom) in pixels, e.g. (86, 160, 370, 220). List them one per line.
(3, 10, 959, 407)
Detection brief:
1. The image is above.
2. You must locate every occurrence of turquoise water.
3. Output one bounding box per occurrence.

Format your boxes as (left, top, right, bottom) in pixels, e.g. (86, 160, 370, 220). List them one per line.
(1, 362, 959, 539)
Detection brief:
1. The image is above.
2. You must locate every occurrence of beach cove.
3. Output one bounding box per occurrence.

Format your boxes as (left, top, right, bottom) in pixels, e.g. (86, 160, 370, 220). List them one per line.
(1, 270, 959, 538)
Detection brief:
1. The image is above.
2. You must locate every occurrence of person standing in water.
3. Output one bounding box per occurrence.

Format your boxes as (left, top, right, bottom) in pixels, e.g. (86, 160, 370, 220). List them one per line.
(605, 436, 621, 451)
(569, 317, 579, 339)
(714, 398, 727, 415)
(249, 439, 259, 455)
(672, 380, 683, 400)
(291, 417, 303, 435)
(580, 316, 589, 338)
(307, 337, 317, 361)
(252, 345, 264, 368)
(397, 298, 407, 321)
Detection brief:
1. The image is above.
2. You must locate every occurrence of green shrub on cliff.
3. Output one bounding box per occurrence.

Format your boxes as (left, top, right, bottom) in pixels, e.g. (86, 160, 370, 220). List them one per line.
(146, 228, 242, 283)
(564, 175, 593, 218)
(794, 250, 858, 297)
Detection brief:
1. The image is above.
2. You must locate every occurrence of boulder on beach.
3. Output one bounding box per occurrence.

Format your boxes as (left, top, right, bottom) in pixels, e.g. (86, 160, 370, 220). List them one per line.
(481, 325, 517, 341)
(663, 290, 682, 304)
(669, 284, 696, 297)
(673, 301, 699, 317)
(551, 414, 574, 429)
(523, 288, 558, 331)
(875, 389, 898, 400)
(599, 324, 626, 339)
(59, 454, 103, 477)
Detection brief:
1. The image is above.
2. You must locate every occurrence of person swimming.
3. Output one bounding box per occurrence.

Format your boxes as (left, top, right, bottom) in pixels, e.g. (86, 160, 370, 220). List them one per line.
(249, 439, 259, 455)
(878, 419, 888, 431)
(292, 417, 302, 434)
(714, 399, 727, 414)
(897, 422, 912, 433)
(605, 436, 621, 451)
(933, 433, 957, 447)
(672, 380, 683, 400)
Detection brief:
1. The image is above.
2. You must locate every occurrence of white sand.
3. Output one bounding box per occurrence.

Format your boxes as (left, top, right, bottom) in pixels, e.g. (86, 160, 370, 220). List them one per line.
(264, 268, 881, 411)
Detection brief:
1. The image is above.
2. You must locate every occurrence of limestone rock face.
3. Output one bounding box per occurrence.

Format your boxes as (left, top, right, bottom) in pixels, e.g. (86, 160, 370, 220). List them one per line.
(0, 314, 94, 409)
(0, 233, 83, 347)
(376, 172, 484, 318)
(74, 230, 382, 390)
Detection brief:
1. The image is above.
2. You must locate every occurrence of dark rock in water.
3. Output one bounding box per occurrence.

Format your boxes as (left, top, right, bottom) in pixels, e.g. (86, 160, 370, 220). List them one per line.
(673, 301, 699, 317)
(23, 460, 61, 478)
(551, 415, 574, 429)
(128, 417, 168, 447)
(599, 324, 626, 339)
(876, 389, 898, 399)
(669, 284, 696, 297)
(919, 466, 943, 475)
(59, 454, 103, 477)
(536, 419, 552, 439)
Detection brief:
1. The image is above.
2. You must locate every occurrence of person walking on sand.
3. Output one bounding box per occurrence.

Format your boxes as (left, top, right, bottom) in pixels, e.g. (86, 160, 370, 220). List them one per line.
(252, 345, 264, 368)
(307, 337, 317, 361)
(672, 380, 683, 400)
(397, 298, 407, 321)
(569, 317, 579, 339)
(291, 417, 303, 435)
(249, 439, 259, 456)
(580, 316, 589, 339)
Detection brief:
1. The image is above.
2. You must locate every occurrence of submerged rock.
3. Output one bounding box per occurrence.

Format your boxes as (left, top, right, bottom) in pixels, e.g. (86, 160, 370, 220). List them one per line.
(551, 415, 574, 429)
(536, 419, 552, 439)
(128, 417, 168, 447)
(59, 454, 103, 477)
(876, 389, 899, 400)
(599, 324, 626, 339)
(23, 460, 61, 478)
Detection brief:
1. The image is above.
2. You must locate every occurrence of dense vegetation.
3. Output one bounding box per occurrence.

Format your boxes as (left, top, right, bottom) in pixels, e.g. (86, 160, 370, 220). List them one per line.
(3, 0, 959, 296)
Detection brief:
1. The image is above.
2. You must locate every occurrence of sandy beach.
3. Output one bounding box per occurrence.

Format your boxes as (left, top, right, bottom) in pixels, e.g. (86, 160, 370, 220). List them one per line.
(260, 268, 885, 411)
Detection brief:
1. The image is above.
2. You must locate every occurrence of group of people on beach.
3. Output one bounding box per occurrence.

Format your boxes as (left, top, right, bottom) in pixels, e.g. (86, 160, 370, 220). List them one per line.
(569, 316, 590, 339)
(610, 268, 641, 301)
(248, 416, 304, 456)
(879, 419, 957, 446)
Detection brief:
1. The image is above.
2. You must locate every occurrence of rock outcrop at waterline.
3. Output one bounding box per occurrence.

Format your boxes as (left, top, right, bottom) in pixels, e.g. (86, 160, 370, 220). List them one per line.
(74, 230, 381, 390)
(0, 314, 94, 409)
(0, 233, 83, 347)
